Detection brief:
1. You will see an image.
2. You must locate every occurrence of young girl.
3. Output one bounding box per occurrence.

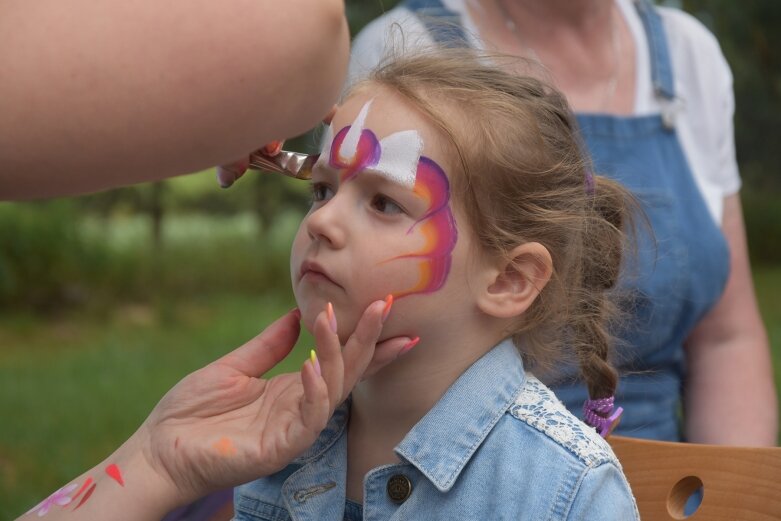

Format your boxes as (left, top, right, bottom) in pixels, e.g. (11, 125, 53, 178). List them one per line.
(235, 49, 639, 520)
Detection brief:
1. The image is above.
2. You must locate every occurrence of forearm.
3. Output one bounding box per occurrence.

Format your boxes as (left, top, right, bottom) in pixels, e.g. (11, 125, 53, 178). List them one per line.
(16, 431, 182, 521)
(685, 334, 778, 446)
(684, 195, 779, 446)
(0, 0, 349, 200)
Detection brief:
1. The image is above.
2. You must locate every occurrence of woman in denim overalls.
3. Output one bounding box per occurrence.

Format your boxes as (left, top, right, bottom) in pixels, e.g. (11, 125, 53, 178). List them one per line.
(350, 0, 776, 443)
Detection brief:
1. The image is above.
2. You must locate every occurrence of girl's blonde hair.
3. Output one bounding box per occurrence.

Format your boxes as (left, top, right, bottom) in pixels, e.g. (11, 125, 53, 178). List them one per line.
(353, 49, 637, 400)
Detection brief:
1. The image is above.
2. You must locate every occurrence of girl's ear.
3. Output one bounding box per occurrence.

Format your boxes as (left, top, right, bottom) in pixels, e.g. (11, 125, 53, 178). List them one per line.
(476, 242, 553, 319)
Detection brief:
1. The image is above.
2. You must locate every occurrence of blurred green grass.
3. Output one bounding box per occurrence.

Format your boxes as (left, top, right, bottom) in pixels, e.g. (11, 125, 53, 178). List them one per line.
(755, 266, 781, 416)
(0, 292, 317, 517)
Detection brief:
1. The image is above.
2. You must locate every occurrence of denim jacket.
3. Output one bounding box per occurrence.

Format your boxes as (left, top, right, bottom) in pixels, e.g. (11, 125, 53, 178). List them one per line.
(234, 340, 639, 520)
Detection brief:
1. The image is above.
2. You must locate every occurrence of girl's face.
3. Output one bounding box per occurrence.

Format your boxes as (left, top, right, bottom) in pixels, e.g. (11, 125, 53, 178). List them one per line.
(290, 87, 484, 344)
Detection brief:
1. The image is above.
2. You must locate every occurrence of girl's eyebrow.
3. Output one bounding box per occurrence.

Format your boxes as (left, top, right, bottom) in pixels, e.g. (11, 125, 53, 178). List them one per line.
(355, 170, 428, 205)
(359, 167, 418, 191)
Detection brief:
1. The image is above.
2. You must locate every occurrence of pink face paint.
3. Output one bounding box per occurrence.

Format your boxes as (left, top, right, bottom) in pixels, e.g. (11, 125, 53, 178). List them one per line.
(26, 483, 79, 517)
(105, 463, 124, 486)
(317, 101, 458, 297)
(388, 157, 458, 298)
(318, 100, 423, 188)
(328, 125, 381, 183)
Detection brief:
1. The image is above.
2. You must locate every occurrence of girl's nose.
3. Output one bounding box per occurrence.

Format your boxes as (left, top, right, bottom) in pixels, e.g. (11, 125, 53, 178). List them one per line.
(305, 198, 347, 249)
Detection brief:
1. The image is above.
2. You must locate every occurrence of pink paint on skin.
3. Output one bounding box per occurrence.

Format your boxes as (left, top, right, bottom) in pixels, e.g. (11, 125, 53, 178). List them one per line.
(326, 123, 457, 298)
(328, 125, 382, 183)
(27, 483, 79, 517)
(73, 483, 97, 510)
(70, 477, 94, 502)
(389, 156, 458, 298)
(105, 463, 124, 486)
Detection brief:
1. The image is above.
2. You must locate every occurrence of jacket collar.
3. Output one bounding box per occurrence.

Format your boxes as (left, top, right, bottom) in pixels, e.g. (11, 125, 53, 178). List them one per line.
(395, 339, 526, 492)
(293, 339, 527, 492)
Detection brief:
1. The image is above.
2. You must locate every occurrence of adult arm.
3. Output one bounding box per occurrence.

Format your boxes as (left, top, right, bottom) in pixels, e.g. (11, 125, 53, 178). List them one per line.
(15, 301, 413, 520)
(684, 194, 778, 446)
(0, 0, 349, 200)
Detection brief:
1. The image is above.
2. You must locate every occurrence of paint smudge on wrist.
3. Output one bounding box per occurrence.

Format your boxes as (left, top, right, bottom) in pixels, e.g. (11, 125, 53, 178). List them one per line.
(27, 463, 126, 516)
(105, 463, 124, 486)
(213, 436, 238, 457)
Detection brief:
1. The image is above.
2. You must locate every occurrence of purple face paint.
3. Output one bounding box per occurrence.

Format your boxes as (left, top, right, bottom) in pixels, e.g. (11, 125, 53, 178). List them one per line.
(387, 157, 458, 298)
(319, 100, 458, 298)
(329, 125, 382, 183)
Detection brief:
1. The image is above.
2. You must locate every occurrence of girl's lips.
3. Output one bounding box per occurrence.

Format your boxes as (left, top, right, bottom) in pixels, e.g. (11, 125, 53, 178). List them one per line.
(299, 260, 341, 287)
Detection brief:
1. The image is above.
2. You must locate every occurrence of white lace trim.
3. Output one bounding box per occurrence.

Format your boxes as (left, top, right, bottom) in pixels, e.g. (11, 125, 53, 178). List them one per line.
(510, 375, 618, 468)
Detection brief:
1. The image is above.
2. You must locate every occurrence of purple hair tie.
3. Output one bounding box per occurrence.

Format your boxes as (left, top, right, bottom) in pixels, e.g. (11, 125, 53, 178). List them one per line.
(583, 396, 623, 438)
(584, 169, 595, 195)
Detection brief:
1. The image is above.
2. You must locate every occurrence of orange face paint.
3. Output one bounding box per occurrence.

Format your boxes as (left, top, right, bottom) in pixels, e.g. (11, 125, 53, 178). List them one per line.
(323, 103, 458, 299)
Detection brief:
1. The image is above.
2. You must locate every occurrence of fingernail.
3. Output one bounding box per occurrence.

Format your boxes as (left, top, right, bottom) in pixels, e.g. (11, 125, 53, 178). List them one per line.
(326, 302, 337, 334)
(263, 140, 283, 156)
(216, 167, 235, 189)
(310, 349, 321, 376)
(399, 337, 419, 356)
(381, 294, 393, 323)
(290, 308, 301, 320)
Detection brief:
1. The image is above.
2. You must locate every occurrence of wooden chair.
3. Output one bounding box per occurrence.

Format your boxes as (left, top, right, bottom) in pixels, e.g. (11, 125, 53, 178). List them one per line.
(609, 436, 781, 520)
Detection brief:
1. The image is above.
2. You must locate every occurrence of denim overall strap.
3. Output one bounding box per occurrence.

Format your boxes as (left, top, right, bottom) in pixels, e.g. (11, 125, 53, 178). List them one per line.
(634, 0, 675, 101)
(401, 0, 470, 47)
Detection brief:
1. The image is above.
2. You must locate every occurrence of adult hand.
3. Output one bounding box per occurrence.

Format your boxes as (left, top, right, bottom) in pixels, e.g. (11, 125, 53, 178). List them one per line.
(139, 299, 411, 505)
(19, 300, 413, 520)
(215, 106, 338, 189)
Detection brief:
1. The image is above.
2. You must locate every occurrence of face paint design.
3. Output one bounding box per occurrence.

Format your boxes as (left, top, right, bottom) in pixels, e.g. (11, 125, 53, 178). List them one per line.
(317, 100, 423, 188)
(317, 100, 458, 298)
(27, 483, 79, 517)
(387, 157, 458, 298)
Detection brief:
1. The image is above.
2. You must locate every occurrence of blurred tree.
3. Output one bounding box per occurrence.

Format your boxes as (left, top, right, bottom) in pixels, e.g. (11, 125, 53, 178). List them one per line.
(346, 0, 402, 35)
(682, 0, 781, 192)
(682, 0, 781, 263)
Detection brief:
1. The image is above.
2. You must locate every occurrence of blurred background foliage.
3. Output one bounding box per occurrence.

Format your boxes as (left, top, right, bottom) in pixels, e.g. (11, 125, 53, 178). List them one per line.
(1, 0, 780, 516)
(681, 0, 781, 263)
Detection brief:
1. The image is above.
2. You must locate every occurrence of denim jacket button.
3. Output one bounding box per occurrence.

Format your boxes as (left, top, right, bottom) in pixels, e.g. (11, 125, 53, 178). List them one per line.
(387, 474, 412, 503)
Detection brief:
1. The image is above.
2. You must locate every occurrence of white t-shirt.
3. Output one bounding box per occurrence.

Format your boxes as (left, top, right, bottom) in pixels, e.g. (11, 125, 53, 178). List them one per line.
(348, 0, 741, 224)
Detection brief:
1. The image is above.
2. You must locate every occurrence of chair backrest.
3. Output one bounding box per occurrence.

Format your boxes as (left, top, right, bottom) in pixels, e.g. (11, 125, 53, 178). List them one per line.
(609, 435, 781, 520)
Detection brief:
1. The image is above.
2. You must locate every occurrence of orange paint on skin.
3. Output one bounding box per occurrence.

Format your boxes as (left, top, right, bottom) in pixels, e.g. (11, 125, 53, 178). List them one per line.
(213, 437, 238, 456)
(325, 104, 457, 300)
(385, 157, 457, 298)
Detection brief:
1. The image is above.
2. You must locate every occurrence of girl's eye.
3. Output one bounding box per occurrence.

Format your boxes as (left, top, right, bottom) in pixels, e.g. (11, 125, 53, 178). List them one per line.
(311, 183, 334, 203)
(371, 194, 404, 215)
